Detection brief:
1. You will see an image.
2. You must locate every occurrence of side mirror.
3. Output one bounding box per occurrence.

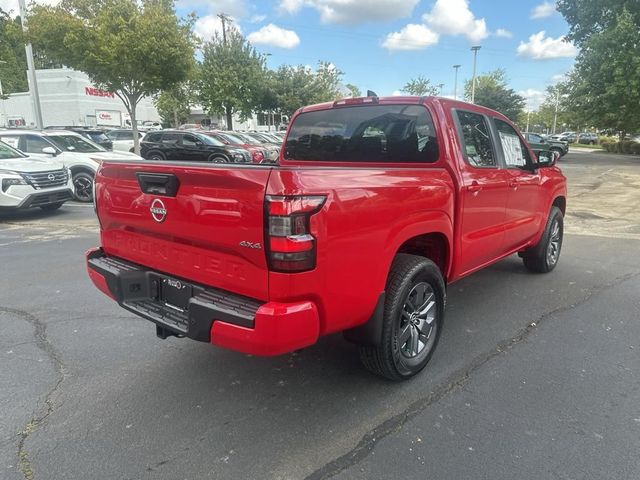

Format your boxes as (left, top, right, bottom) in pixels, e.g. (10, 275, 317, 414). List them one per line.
(42, 146, 57, 156)
(534, 150, 557, 168)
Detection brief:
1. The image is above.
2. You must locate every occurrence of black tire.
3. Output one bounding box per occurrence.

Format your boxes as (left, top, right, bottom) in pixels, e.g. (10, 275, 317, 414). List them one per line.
(359, 254, 446, 381)
(72, 171, 94, 203)
(147, 151, 165, 161)
(550, 147, 563, 158)
(522, 206, 563, 273)
(209, 154, 229, 163)
(40, 202, 63, 211)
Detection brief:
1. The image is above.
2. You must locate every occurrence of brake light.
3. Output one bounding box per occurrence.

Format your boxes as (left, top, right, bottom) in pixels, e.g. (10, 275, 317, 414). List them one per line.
(333, 96, 379, 107)
(266, 195, 326, 272)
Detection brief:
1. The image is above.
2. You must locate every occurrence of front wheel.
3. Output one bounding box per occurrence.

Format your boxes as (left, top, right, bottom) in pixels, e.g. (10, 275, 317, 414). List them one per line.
(209, 155, 229, 163)
(522, 206, 564, 273)
(359, 254, 446, 381)
(72, 171, 94, 203)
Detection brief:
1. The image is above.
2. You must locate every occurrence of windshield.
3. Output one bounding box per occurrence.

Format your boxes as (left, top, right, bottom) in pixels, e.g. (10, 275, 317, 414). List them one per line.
(234, 133, 262, 146)
(0, 141, 27, 159)
(87, 132, 110, 143)
(218, 133, 245, 145)
(47, 134, 106, 153)
(285, 104, 439, 163)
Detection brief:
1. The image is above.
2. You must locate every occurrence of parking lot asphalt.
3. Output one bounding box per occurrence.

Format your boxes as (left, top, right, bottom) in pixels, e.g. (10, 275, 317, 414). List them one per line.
(1, 151, 639, 480)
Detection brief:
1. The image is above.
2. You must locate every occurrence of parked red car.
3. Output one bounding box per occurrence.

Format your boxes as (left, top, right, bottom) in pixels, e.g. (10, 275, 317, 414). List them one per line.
(87, 96, 566, 380)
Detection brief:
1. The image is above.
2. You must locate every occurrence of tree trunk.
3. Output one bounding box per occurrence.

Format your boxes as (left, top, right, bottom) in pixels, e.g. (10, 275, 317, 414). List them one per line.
(225, 106, 233, 131)
(127, 96, 141, 155)
(173, 108, 178, 128)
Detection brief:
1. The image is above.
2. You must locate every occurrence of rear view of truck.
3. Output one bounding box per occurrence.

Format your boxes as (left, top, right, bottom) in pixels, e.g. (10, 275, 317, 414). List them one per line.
(88, 96, 458, 380)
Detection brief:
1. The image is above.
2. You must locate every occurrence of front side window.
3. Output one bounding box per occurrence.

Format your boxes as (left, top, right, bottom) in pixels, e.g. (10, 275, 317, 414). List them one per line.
(455, 110, 496, 167)
(285, 104, 439, 163)
(182, 134, 199, 146)
(161, 133, 181, 144)
(494, 119, 532, 168)
(0, 141, 26, 159)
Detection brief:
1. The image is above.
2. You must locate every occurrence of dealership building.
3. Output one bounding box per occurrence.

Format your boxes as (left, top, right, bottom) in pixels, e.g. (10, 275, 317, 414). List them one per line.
(1, 67, 160, 128)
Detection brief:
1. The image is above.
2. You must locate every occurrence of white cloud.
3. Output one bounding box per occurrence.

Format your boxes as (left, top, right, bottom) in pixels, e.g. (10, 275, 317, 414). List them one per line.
(518, 88, 546, 110)
(495, 28, 513, 38)
(247, 24, 300, 48)
(551, 73, 567, 83)
(517, 31, 578, 59)
(193, 15, 242, 42)
(422, 0, 488, 43)
(530, 2, 556, 19)
(177, 0, 247, 18)
(278, 0, 419, 24)
(250, 14, 267, 23)
(392, 90, 404, 96)
(382, 24, 439, 51)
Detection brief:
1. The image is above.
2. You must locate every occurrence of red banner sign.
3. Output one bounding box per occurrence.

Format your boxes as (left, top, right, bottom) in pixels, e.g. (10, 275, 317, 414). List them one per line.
(85, 87, 115, 98)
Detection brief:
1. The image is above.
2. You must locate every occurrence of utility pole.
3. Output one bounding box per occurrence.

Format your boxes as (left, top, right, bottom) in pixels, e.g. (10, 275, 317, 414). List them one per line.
(217, 13, 232, 46)
(18, 0, 44, 129)
(526, 110, 531, 132)
(470, 46, 481, 104)
(453, 64, 461, 100)
(437, 83, 444, 96)
(553, 89, 560, 134)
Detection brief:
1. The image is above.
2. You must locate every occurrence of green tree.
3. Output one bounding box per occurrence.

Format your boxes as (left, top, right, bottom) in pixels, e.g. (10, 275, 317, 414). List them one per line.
(557, 0, 640, 47)
(562, 10, 640, 136)
(155, 80, 196, 128)
(401, 75, 438, 96)
(28, 0, 196, 152)
(199, 29, 266, 130)
(345, 83, 361, 98)
(0, 10, 28, 95)
(464, 69, 525, 121)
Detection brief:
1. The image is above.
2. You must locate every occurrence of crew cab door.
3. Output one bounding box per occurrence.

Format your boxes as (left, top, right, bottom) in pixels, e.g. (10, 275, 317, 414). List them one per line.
(453, 110, 509, 275)
(493, 118, 544, 250)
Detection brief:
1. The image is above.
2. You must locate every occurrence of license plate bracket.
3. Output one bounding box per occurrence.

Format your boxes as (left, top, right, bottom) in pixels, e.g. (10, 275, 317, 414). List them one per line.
(161, 277, 192, 311)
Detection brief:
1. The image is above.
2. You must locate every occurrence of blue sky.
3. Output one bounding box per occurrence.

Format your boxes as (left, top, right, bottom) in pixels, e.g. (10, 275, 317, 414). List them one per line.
(178, 0, 576, 110)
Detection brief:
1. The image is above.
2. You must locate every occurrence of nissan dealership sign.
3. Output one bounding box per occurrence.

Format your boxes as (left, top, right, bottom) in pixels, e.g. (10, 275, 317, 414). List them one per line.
(95, 110, 121, 126)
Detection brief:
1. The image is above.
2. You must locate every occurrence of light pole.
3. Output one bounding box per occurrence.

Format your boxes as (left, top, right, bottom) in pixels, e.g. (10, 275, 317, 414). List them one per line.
(552, 90, 560, 134)
(453, 64, 461, 100)
(0, 60, 6, 127)
(526, 110, 531, 132)
(437, 83, 444, 96)
(470, 46, 481, 104)
(18, 0, 44, 129)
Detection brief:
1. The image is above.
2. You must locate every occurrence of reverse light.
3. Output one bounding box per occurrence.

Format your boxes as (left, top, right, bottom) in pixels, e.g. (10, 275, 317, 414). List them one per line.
(266, 195, 326, 272)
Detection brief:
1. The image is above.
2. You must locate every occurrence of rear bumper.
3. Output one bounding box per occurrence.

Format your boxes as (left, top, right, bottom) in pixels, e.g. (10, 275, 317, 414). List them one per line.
(86, 248, 320, 356)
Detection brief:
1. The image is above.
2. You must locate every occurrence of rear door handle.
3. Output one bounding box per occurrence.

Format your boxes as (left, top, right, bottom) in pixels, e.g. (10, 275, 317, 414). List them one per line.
(467, 181, 482, 194)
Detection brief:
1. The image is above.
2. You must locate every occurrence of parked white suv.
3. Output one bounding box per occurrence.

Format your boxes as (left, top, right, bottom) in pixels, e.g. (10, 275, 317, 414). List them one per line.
(0, 140, 74, 212)
(105, 129, 144, 152)
(0, 130, 142, 202)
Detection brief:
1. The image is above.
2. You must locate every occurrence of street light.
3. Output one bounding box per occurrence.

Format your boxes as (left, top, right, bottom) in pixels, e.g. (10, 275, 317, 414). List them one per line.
(18, 0, 44, 129)
(470, 46, 481, 104)
(453, 64, 461, 100)
(437, 83, 444, 95)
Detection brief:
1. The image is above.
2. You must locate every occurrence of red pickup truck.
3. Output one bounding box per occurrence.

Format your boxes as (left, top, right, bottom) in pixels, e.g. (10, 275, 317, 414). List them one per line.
(87, 96, 566, 380)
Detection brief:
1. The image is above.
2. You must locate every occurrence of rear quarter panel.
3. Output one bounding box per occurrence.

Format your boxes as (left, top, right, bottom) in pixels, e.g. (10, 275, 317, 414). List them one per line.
(267, 167, 455, 335)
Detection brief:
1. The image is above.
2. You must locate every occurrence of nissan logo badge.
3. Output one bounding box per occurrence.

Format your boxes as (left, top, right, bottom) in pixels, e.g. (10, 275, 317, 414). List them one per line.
(47, 173, 56, 181)
(150, 198, 167, 223)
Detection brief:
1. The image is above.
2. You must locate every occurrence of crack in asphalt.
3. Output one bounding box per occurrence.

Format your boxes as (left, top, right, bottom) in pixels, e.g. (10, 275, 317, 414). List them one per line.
(305, 270, 640, 480)
(0, 307, 66, 480)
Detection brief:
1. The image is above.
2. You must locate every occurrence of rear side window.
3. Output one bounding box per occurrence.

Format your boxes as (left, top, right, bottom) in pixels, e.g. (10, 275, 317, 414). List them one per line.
(285, 104, 439, 163)
(161, 133, 181, 144)
(455, 110, 496, 167)
(145, 132, 162, 142)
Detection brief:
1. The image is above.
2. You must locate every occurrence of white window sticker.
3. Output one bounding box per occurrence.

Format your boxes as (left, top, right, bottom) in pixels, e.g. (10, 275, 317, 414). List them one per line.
(1, 137, 20, 149)
(499, 132, 525, 167)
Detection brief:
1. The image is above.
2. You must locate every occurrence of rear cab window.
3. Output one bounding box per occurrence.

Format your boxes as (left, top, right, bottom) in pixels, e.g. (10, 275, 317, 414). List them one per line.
(284, 104, 439, 164)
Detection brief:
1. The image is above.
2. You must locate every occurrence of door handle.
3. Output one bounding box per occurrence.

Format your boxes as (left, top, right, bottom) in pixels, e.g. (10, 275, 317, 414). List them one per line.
(467, 181, 482, 194)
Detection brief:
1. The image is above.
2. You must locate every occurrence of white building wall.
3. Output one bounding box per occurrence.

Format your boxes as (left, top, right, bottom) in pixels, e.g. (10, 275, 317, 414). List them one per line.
(1, 68, 160, 128)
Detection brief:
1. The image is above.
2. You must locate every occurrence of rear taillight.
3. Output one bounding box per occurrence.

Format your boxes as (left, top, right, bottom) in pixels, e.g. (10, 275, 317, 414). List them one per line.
(266, 195, 326, 272)
(252, 150, 265, 163)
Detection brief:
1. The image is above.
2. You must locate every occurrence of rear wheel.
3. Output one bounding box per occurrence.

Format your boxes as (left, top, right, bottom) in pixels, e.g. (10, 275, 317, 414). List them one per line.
(359, 254, 445, 381)
(550, 147, 563, 158)
(522, 206, 563, 273)
(72, 171, 94, 203)
(40, 202, 63, 211)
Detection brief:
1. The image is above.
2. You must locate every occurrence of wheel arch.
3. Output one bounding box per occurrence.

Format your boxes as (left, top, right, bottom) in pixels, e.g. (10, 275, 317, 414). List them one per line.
(69, 165, 96, 177)
(552, 196, 566, 215)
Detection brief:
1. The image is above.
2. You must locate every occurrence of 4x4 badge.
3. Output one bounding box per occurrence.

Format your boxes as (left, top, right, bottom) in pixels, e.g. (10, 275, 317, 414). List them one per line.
(150, 198, 167, 223)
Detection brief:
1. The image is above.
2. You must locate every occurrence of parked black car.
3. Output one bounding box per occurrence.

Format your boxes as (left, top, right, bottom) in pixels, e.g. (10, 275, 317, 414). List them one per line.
(140, 130, 251, 163)
(44, 126, 113, 150)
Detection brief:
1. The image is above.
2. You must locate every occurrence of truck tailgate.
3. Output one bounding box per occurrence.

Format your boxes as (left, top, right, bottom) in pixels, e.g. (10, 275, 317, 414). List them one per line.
(95, 162, 272, 301)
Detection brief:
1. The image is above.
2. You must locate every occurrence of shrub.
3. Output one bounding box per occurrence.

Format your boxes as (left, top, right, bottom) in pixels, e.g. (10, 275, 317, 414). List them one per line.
(621, 140, 635, 154)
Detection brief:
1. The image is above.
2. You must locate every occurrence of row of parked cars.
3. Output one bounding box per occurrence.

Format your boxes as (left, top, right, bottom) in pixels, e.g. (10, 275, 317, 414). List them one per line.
(0, 127, 286, 213)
